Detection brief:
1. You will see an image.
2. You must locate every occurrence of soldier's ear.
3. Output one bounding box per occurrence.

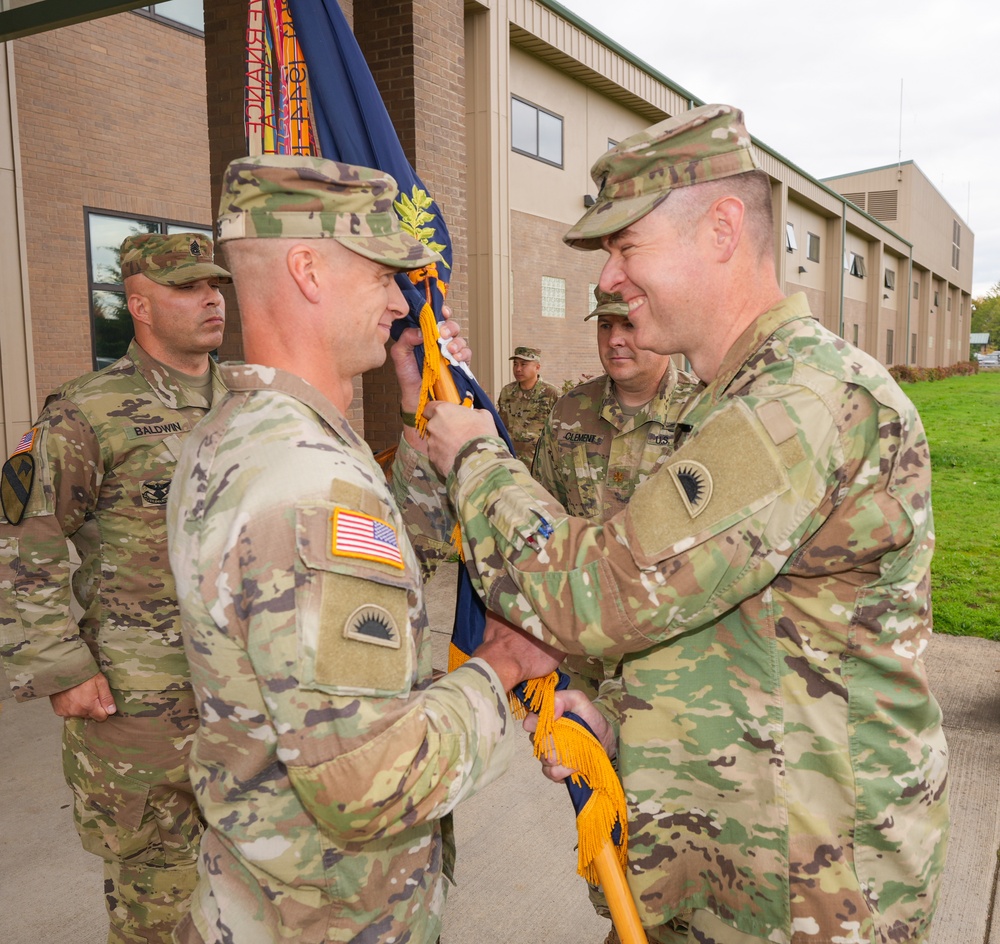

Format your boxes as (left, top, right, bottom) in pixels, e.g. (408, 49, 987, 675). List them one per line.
(286, 243, 323, 304)
(127, 290, 153, 328)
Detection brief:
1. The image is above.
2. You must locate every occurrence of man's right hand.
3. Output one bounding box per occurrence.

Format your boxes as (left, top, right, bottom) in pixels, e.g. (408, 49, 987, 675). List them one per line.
(523, 688, 616, 783)
(49, 672, 117, 721)
(473, 611, 564, 693)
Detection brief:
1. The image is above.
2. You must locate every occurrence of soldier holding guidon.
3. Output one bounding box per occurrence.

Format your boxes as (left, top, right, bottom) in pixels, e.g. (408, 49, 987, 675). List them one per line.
(167, 154, 561, 944)
(423, 104, 949, 943)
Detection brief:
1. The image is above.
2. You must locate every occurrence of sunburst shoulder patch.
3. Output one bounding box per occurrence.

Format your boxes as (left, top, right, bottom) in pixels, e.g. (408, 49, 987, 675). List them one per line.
(344, 604, 401, 649)
(667, 459, 713, 518)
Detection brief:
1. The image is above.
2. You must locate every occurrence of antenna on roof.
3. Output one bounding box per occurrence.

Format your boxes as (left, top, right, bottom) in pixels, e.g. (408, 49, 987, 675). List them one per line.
(897, 79, 903, 182)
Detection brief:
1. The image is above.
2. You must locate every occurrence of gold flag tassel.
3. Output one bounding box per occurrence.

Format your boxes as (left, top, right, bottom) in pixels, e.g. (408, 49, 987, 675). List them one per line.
(519, 672, 629, 884)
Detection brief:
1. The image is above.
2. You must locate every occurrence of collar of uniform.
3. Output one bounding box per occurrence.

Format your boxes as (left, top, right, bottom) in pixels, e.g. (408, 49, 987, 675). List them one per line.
(220, 362, 366, 453)
(685, 293, 812, 426)
(127, 339, 222, 411)
(601, 360, 681, 431)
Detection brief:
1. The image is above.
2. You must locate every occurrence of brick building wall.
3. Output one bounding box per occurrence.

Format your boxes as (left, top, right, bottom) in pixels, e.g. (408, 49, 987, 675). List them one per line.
(14, 13, 214, 404)
(355, 0, 468, 454)
(509, 210, 606, 397)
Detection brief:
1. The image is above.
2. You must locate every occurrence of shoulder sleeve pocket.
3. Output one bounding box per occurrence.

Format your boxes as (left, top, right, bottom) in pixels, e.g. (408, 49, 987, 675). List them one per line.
(625, 398, 790, 566)
(295, 500, 417, 698)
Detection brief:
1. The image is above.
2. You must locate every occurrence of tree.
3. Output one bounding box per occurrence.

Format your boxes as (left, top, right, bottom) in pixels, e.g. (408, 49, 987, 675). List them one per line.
(971, 282, 1000, 348)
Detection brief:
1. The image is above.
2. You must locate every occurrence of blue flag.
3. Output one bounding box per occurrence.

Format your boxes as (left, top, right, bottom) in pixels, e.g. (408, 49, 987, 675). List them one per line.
(283, 2, 634, 924)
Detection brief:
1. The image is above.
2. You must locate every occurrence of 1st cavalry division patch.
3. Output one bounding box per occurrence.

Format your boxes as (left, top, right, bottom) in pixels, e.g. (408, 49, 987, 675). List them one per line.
(1, 428, 38, 525)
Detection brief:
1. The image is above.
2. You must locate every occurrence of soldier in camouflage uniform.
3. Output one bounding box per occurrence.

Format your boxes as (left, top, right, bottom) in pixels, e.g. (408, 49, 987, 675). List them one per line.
(167, 154, 561, 944)
(497, 345, 560, 463)
(423, 104, 948, 943)
(0, 233, 231, 943)
(532, 287, 700, 943)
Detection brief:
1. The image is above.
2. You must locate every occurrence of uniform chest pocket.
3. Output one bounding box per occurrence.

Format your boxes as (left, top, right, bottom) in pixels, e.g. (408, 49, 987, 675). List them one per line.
(295, 501, 417, 698)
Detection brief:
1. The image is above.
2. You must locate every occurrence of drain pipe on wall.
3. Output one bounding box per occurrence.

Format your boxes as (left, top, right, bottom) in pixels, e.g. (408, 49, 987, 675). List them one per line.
(838, 209, 846, 338)
(905, 247, 913, 365)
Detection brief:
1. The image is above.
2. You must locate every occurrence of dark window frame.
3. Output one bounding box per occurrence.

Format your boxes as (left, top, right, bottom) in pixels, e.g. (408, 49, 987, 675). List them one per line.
(84, 207, 212, 370)
(806, 231, 820, 263)
(133, 2, 204, 37)
(510, 95, 564, 168)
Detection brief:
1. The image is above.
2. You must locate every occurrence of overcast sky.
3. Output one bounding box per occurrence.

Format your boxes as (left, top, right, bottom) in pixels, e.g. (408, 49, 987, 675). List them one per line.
(558, 0, 999, 298)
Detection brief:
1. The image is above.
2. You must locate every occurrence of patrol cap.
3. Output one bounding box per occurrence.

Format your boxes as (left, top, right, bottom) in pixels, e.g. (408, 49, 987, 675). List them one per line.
(564, 103, 759, 250)
(584, 286, 628, 321)
(120, 233, 232, 285)
(510, 346, 541, 362)
(216, 154, 441, 270)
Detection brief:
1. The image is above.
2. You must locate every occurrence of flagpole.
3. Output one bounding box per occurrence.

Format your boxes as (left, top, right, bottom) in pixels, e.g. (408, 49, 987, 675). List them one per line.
(593, 843, 648, 944)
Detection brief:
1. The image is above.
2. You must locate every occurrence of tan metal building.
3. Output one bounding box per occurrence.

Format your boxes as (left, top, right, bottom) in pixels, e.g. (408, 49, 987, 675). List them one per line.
(0, 0, 975, 457)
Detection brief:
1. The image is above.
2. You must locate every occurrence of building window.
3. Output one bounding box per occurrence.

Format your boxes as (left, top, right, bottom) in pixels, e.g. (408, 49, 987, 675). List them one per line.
(607, 139, 618, 150)
(785, 223, 797, 253)
(911, 333, 917, 362)
(135, 1, 205, 33)
(848, 252, 866, 278)
(86, 210, 212, 370)
(934, 290, 940, 307)
(952, 220, 961, 269)
(588, 283, 599, 314)
(947, 297, 952, 311)
(806, 232, 820, 262)
(886, 329, 894, 364)
(541, 276, 566, 318)
(852, 324, 859, 346)
(511, 97, 563, 167)
(913, 280, 919, 300)
(884, 268, 895, 291)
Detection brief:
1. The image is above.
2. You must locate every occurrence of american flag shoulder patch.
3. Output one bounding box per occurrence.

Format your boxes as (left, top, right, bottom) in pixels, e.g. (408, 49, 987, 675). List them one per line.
(331, 508, 405, 569)
(11, 428, 37, 457)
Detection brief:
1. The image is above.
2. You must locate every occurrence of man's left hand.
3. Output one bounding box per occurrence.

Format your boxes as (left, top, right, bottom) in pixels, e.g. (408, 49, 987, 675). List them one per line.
(390, 305, 471, 412)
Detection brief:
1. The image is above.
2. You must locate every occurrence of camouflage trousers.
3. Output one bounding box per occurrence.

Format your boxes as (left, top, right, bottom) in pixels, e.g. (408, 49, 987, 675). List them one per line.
(62, 689, 203, 944)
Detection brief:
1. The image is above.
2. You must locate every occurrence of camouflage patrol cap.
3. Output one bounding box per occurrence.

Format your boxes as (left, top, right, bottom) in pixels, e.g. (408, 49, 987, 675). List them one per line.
(584, 286, 628, 321)
(216, 154, 440, 270)
(564, 103, 759, 250)
(120, 233, 232, 285)
(510, 346, 541, 362)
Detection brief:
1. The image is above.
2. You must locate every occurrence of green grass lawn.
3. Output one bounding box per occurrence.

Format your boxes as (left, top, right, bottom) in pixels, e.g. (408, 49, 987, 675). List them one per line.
(902, 371, 1000, 639)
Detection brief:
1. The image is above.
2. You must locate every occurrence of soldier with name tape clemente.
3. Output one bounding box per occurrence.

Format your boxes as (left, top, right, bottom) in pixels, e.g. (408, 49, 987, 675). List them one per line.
(531, 285, 701, 944)
(422, 104, 949, 943)
(0, 232, 231, 943)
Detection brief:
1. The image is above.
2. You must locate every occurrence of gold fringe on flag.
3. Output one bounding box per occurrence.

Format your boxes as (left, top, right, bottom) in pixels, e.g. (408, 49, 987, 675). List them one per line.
(519, 671, 629, 885)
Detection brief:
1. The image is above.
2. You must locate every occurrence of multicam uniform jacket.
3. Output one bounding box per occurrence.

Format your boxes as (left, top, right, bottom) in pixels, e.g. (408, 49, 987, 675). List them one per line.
(497, 379, 560, 464)
(532, 364, 700, 695)
(448, 294, 948, 943)
(0, 340, 224, 697)
(167, 364, 515, 944)
(532, 363, 700, 522)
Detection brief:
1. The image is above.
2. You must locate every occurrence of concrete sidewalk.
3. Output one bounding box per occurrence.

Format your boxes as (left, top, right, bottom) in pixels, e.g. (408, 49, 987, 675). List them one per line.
(1, 563, 998, 943)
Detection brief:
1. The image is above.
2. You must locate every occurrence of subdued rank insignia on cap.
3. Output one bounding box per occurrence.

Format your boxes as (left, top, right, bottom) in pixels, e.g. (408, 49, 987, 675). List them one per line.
(141, 480, 171, 506)
(189, 239, 201, 256)
(344, 604, 401, 649)
(1, 452, 36, 525)
(668, 460, 713, 518)
(331, 508, 404, 569)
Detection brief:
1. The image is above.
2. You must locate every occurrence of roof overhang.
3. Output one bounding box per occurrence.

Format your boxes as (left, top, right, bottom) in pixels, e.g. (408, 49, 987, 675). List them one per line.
(0, 0, 147, 43)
